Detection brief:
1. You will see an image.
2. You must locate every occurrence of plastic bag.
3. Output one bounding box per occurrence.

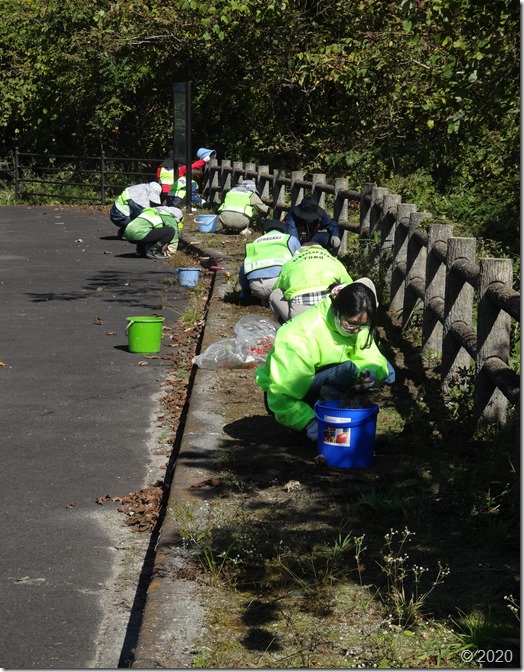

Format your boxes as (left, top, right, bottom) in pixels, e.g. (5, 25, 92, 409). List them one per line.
(193, 314, 279, 369)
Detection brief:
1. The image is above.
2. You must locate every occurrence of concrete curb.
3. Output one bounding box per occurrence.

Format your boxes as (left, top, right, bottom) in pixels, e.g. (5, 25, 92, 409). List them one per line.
(131, 231, 238, 668)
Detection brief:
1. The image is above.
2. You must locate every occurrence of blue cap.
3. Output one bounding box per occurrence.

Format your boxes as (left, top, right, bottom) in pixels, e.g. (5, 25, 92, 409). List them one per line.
(196, 147, 216, 160)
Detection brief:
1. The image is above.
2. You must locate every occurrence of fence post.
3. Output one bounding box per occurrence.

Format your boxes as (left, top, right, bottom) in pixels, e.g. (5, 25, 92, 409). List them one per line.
(334, 177, 349, 256)
(475, 258, 513, 423)
(272, 168, 287, 220)
(389, 203, 417, 315)
(221, 159, 232, 201)
(311, 173, 326, 209)
(100, 152, 106, 205)
(257, 165, 270, 203)
(402, 212, 430, 327)
(14, 146, 19, 200)
(381, 193, 402, 283)
(441, 237, 477, 391)
(369, 186, 389, 238)
(359, 182, 376, 237)
(232, 161, 244, 187)
(422, 223, 453, 355)
(290, 171, 305, 211)
(204, 158, 218, 202)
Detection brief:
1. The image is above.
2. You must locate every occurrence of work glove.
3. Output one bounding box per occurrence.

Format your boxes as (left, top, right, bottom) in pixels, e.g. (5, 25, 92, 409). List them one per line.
(305, 419, 319, 442)
(330, 235, 341, 249)
(355, 370, 378, 392)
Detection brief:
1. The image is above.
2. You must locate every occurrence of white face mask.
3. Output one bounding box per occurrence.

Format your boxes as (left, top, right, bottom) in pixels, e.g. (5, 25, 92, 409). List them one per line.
(333, 313, 367, 337)
(334, 314, 356, 337)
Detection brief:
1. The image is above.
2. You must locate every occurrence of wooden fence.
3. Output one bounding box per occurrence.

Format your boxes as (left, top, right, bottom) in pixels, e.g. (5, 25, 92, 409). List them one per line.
(202, 159, 520, 426)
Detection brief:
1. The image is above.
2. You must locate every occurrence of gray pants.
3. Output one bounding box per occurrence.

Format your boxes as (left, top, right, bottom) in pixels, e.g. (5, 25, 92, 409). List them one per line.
(249, 277, 278, 301)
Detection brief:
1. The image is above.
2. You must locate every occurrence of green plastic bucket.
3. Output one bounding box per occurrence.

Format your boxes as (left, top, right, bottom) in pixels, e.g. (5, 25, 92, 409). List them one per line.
(125, 316, 165, 353)
(314, 399, 379, 468)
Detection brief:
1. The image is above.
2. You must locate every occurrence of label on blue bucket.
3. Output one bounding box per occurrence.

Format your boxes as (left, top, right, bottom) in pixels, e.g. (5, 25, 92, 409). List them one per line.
(322, 422, 351, 446)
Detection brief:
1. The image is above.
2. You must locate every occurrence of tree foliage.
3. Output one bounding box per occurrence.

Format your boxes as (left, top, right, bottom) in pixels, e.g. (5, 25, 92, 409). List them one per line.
(0, 0, 519, 249)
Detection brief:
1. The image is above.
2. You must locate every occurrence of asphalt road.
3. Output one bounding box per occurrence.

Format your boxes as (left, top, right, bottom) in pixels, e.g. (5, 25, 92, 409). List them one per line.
(0, 205, 189, 668)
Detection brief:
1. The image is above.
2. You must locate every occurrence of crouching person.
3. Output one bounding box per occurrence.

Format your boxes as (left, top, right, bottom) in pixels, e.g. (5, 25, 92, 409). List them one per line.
(124, 206, 183, 259)
(255, 280, 395, 443)
(109, 182, 163, 239)
(238, 220, 301, 306)
(218, 180, 270, 233)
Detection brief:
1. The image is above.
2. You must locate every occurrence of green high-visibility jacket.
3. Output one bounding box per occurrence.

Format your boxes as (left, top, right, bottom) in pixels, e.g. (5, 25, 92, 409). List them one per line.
(243, 232, 294, 274)
(115, 188, 132, 216)
(273, 245, 352, 300)
(218, 189, 253, 218)
(170, 176, 189, 200)
(124, 207, 179, 243)
(255, 296, 390, 431)
(158, 166, 175, 187)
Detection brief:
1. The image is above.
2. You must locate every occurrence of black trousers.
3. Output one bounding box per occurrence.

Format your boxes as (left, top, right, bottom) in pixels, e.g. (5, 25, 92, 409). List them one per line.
(136, 226, 175, 254)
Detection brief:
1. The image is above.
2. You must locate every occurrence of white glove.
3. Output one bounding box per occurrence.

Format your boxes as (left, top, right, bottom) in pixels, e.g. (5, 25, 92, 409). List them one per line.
(203, 156, 211, 163)
(355, 370, 378, 391)
(330, 236, 341, 248)
(305, 420, 319, 441)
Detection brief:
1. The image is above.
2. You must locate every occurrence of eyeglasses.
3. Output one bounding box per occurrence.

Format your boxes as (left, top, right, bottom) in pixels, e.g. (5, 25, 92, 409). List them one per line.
(337, 316, 367, 333)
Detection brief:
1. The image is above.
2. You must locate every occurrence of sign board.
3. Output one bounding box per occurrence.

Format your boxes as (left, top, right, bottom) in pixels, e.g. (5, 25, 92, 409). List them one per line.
(172, 82, 192, 209)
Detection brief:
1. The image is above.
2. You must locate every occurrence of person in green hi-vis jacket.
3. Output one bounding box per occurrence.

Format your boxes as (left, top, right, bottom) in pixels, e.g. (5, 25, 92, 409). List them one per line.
(256, 280, 395, 442)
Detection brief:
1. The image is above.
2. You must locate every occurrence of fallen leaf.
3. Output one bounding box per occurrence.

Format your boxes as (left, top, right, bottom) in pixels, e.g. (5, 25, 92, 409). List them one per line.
(95, 494, 113, 505)
(103, 250, 112, 255)
(65, 502, 77, 509)
(138, 361, 150, 366)
(190, 478, 222, 489)
(106, 331, 117, 335)
(283, 480, 302, 492)
(94, 316, 104, 324)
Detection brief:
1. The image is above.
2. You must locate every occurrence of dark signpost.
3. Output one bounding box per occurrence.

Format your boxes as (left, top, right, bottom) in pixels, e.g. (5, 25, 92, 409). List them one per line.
(172, 81, 192, 210)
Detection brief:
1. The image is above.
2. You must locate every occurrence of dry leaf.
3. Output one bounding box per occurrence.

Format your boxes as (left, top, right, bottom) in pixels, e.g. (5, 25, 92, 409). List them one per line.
(103, 250, 112, 255)
(138, 361, 150, 366)
(283, 480, 302, 492)
(190, 478, 222, 489)
(106, 331, 117, 336)
(94, 316, 104, 324)
(65, 502, 77, 509)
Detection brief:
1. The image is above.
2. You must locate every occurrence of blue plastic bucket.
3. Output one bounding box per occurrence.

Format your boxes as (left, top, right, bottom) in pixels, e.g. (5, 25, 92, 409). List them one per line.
(196, 214, 217, 233)
(178, 267, 200, 287)
(314, 400, 379, 469)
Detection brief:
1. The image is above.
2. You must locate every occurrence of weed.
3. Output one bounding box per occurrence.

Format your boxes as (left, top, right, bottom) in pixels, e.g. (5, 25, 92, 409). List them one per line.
(377, 528, 450, 628)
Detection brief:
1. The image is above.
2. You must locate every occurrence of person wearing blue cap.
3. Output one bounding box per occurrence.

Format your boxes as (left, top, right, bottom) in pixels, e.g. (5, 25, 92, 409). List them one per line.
(156, 148, 217, 195)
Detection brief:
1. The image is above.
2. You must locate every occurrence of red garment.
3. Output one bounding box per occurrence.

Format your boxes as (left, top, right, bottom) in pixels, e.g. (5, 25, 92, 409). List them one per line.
(178, 159, 206, 178)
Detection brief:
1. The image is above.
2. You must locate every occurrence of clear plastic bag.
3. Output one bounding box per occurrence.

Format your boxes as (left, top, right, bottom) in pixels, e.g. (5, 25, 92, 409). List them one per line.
(193, 314, 279, 369)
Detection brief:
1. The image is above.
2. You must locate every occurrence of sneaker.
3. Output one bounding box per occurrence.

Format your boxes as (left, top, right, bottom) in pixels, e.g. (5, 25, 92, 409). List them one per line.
(145, 243, 166, 259)
(117, 227, 126, 239)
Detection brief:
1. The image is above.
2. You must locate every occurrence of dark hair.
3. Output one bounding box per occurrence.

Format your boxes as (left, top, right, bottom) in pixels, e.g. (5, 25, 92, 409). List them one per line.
(330, 282, 377, 348)
(192, 168, 204, 181)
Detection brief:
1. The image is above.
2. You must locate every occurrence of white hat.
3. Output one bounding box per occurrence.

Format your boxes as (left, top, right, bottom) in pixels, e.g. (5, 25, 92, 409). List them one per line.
(353, 277, 379, 306)
(239, 179, 257, 193)
(148, 182, 162, 205)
